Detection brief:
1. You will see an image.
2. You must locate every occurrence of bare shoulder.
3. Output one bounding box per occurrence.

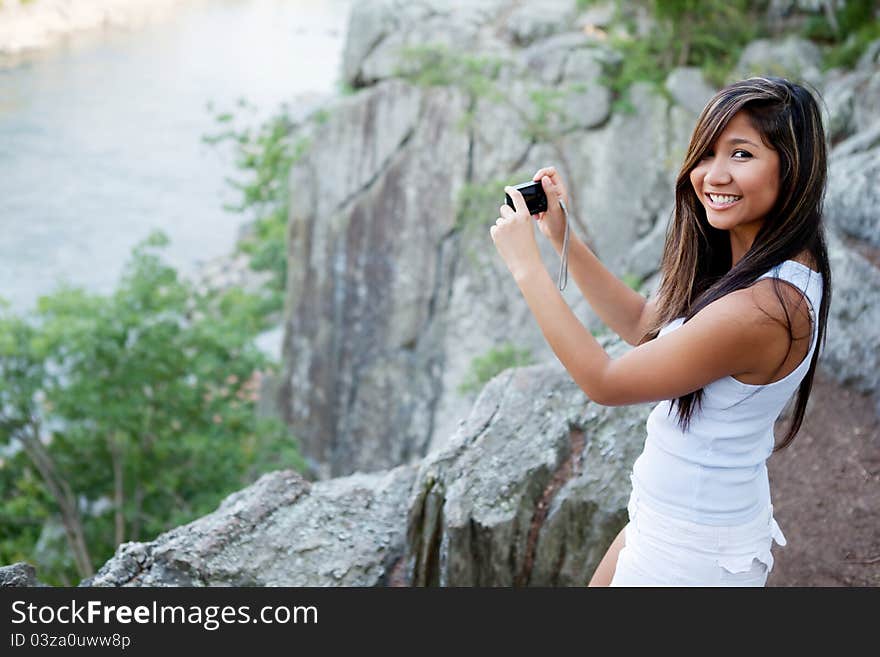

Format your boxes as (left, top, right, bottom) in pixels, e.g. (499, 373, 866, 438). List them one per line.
(722, 278, 812, 385)
(698, 286, 788, 348)
(690, 284, 809, 374)
(747, 277, 813, 339)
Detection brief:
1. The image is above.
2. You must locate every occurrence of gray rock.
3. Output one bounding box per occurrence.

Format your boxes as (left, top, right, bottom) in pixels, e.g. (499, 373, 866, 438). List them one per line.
(812, 49, 878, 142)
(732, 36, 824, 88)
(504, 0, 579, 46)
(574, 1, 616, 30)
(856, 38, 880, 72)
(0, 562, 43, 587)
(623, 204, 674, 284)
(84, 467, 417, 586)
(341, 0, 507, 87)
(821, 69, 873, 142)
(826, 141, 880, 247)
(557, 47, 613, 130)
(830, 121, 880, 158)
(520, 32, 607, 85)
(768, 0, 837, 13)
(852, 68, 880, 135)
(470, 45, 612, 177)
(821, 230, 880, 395)
(279, 78, 470, 478)
(407, 352, 651, 586)
(665, 67, 717, 116)
(563, 82, 679, 273)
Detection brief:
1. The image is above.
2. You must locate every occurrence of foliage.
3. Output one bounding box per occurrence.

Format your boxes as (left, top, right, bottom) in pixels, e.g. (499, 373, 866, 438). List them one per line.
(598, 0, 769, 108)
(395, 44, 589, 143)
(596, 0, 878, 101)
(203, 99, 316, 317)
(0, 233, 308, 585)
(457, 343, 534, 395)
(801, 0, 880, 70)
(0, 450, 54, 577)
(394, 44, 507, 98)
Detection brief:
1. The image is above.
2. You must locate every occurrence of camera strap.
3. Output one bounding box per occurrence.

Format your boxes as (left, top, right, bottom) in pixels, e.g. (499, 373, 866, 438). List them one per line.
(557, 198, 570, 291)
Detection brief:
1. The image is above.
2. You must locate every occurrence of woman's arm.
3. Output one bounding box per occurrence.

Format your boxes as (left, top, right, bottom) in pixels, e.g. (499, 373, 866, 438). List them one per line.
(512, 263, 782, 406)
(549, 231, 650, 347)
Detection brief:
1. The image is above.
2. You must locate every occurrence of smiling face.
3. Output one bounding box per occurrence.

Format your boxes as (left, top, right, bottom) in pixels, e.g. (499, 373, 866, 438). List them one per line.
(689, 110, 780, 259)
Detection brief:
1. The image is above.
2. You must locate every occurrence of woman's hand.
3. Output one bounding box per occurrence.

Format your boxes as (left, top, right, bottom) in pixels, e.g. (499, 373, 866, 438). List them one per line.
(490, 186, 542, 281)
(531, 166, 569, 248)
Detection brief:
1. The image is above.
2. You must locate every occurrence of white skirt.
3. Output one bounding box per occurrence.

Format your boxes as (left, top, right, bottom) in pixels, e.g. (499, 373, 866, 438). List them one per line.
(610, 478, 788, 587)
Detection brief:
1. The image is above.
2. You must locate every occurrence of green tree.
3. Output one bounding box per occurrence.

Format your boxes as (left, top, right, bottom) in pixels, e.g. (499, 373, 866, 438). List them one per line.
(0, 231, 307, 584)
(802, 0, 880, 70)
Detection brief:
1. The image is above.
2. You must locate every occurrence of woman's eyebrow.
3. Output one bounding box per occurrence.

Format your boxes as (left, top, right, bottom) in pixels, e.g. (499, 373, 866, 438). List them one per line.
(725, 137, 759, 147)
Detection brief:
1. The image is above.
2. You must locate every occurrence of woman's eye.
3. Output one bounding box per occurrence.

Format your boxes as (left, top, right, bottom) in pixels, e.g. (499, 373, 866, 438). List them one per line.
(700, 149, 752, 161)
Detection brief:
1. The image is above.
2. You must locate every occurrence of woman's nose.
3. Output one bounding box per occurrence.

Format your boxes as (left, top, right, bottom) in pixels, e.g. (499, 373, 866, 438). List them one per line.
(705, 157, 732, 185)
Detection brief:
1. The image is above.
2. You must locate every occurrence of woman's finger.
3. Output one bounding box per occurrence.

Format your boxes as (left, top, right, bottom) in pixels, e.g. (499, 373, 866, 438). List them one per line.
(542, 174, 566, 203)
(542, 175, 561, 202)
(533, 165, 557, 181)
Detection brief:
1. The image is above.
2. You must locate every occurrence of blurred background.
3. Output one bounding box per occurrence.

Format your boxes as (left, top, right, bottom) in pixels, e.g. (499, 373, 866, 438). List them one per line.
(0, 0, 353, 314)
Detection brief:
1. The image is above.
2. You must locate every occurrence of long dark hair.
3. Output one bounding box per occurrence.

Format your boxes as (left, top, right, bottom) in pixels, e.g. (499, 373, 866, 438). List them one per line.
(638, 76, 832, 453)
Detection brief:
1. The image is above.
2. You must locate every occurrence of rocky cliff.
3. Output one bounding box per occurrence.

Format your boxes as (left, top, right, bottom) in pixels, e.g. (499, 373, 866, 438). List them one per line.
(276, 0, 880, 479)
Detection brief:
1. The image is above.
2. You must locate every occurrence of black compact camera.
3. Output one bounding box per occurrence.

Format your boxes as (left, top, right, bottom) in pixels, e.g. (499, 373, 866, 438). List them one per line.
(505, 180, 548, 215)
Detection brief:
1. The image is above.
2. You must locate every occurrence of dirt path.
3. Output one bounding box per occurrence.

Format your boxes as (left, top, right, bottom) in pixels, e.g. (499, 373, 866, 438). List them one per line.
(767, 370, 880, 587)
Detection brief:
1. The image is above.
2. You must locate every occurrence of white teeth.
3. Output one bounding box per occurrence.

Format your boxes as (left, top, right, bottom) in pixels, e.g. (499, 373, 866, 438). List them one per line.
(708, 193, 741, 205)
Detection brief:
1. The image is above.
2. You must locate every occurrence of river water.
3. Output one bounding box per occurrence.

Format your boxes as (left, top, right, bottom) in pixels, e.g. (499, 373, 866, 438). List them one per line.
(0, 0, 352, 314)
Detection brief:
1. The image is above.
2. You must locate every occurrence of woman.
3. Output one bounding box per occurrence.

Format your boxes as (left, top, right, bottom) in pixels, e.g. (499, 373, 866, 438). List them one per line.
(489, 76, 832, 586)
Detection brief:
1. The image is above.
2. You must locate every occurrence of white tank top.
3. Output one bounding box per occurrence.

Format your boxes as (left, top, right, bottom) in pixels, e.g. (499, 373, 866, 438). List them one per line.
(630, 260, 824, 526)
